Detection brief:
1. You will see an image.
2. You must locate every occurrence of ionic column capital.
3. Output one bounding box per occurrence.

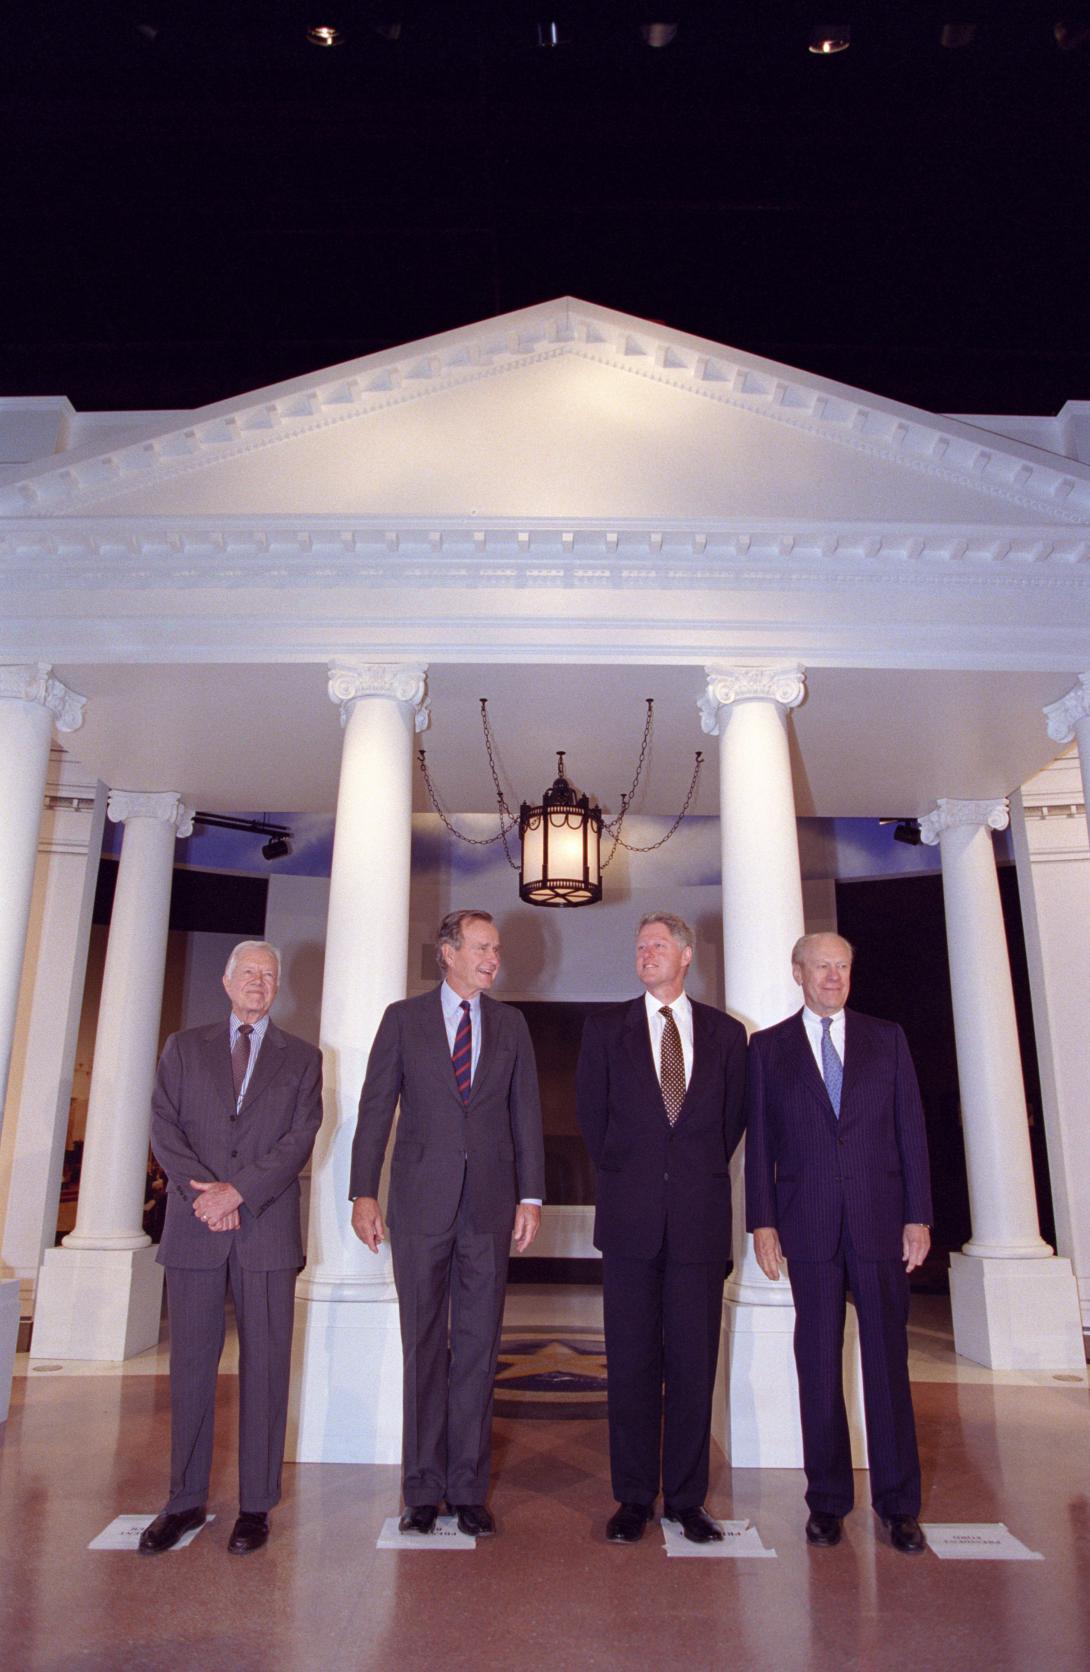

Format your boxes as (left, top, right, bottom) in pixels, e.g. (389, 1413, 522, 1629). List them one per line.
(107, 790, 195, 838)
(327, 660, 430, 732)
(0, 662, 85, 732)
(1043, 672, 1090, 745)
(920, 797, 1010, 846)
(698, 663, 806, 736)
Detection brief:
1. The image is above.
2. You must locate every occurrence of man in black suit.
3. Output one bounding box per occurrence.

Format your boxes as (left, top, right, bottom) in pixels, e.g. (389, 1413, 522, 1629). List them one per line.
(745, 932, 932, 1554)
(576, 912, 747, 1544)
(350, 910, 545, 1537)
(141, 940, 323, 1556)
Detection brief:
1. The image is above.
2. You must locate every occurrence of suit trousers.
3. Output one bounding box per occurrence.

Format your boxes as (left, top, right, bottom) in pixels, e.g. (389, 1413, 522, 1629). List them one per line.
(788, 1225, 921, 1519)
(601, 1237, 725, 1509)
(164, 1245, 297, 1514)
(391, 1190, 514, 1507)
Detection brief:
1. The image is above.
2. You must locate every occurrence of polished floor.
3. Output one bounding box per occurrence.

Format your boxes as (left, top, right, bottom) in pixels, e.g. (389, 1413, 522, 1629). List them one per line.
(3, 1290, 1088, 1672)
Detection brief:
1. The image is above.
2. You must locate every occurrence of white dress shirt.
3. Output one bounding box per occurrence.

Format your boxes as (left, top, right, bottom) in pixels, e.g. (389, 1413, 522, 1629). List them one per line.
(801, 1005, 845, 1085)
(644, 988, 694, 1090)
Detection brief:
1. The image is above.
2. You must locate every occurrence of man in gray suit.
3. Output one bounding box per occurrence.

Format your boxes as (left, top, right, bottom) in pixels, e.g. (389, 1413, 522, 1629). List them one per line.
(350, 909, 545, 1537)
(139, 940, 322, 1556)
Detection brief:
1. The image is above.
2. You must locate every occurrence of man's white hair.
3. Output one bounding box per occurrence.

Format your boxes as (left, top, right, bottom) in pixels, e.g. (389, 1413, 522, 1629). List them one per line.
(224, 940, 282, 981)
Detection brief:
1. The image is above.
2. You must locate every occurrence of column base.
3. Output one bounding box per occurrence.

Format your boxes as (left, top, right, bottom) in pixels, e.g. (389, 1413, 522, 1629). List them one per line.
(713, 1295, 868, 1469)
(0, 1278, 20, 1422)
(29, 1245, 164, 1361)
(949, 1251, 1087, 1372)
(286, 1291, 403, 1464)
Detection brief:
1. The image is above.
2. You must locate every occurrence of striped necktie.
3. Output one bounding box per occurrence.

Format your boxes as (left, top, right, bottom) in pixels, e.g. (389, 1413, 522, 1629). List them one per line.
(452, 1000, 472, 1104)
(821, 1016, 843, 1118)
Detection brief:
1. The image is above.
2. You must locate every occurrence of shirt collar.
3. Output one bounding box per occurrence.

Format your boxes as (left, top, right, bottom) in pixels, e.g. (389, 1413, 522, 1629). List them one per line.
(442, 980, 481, 1019)
(645, 988, 691, 1022)
(230, 1011, 270, 1045)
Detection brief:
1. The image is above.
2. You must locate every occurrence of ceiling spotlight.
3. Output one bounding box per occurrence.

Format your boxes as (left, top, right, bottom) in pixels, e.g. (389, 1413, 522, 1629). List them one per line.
(809, 24, 851, 54)
(892, 820, 923, 846)
(940, 24, 978, 49)
(261, 835, 293, 862)
(537, 21, 569, 48)
(640, 24, 678, 48)
(307, 26, 346, 48)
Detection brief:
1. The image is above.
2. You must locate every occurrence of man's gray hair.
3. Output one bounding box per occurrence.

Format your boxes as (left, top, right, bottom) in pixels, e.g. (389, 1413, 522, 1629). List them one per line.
(224, 940, 282, 981)
(435, 910, 495, 972)
(791, 932, 854, 966)
(636, 912, 695, 953)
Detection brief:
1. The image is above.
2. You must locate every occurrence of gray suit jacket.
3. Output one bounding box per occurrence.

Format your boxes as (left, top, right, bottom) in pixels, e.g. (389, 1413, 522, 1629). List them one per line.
(151, 1018, 323, 1271)
(349, 986, 546, 1236)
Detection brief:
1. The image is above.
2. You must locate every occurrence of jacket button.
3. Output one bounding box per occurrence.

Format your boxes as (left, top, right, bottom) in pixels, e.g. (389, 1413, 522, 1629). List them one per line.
(231, 1149, 238, 1159)
(663, 1171, 669, 1182)
(838, 1135, 847, 1145)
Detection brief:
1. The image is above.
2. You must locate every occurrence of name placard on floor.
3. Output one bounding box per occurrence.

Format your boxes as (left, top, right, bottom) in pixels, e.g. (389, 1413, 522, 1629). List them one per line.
(376, 1515, 477, 1550)
(922, 1523, 1044, 1561)
(88, 1514, 214, 1552)
(661, 1519, 776, 1558)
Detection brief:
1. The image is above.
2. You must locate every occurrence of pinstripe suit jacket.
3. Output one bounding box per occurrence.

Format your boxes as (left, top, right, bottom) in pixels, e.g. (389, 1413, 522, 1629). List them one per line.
(744, 1008, 932, 1263)
(151, 1019, 323, 1271)
(349, 986, 546, 1236)
(576, 996, 747, 1264)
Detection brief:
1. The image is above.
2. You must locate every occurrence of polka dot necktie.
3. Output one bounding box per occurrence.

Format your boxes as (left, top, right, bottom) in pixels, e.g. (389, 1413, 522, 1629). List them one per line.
(659, 1005, 686, 1124)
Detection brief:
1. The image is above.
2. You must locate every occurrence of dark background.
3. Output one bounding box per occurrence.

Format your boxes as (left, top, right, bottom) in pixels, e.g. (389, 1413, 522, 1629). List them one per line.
(4, 6, 1089, 417)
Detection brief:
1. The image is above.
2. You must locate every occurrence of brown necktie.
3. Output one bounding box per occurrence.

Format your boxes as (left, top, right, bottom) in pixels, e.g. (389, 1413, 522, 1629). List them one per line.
(231, 1023, 253, 1100)
(659, 1006, 686, 1124)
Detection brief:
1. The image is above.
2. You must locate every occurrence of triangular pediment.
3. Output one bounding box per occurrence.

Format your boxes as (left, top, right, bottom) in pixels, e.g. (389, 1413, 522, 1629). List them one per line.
(4, 299, 1089, 528)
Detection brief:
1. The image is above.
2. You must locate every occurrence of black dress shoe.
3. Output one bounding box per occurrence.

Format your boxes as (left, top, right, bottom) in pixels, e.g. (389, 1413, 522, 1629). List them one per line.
(450, 1503, 495, 1538)
(227, 1511, 269, 1555)
(398, 1504, 439, 1535)
(606, 1502, 654, 1543)
(805, 1510, 843, 1547)
(884, 1514, 927, 1554)
(138, 1505, 207, 1555)
(663, 1504, 724, 1544)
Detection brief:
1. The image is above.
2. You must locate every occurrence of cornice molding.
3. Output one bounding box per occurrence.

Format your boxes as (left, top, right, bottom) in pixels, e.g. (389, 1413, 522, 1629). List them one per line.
(327, 660, 430, 730)
(3, 304, 1088, 525)
(107, 790, 195, 836)
(1043, 672, 1090, 744)
(698, 663, 806, 734)
(0, 662, 85, 731)
(920, 797, 1010, 844)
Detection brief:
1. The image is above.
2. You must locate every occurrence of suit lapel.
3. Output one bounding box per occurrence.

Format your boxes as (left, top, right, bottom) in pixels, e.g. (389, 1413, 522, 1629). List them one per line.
(786, 1011, 839, 1130)
(239, 1020, 287, 1112)
(623, 996, 663, 1112)
(672, 998, 709, 1124)
(203, 1022, 236, 1114)
(470, 994, 498, 1101)
(839, 1009, 873, 1126)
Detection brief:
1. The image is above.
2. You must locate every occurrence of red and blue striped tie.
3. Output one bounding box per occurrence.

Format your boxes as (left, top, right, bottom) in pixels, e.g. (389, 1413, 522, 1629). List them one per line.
(452, 999, 472, 1104)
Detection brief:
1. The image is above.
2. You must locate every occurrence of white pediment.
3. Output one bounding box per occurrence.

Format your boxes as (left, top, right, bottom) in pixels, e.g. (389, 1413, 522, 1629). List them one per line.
(5, 299, 1089, 529)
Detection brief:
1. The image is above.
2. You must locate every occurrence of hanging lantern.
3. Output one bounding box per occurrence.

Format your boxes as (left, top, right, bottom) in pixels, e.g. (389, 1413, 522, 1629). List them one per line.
(518, 754, 602, 907)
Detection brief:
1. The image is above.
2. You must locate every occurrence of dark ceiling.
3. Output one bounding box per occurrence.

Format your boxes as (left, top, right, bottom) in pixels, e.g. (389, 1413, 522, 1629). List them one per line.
(4, 7, 1089, 418)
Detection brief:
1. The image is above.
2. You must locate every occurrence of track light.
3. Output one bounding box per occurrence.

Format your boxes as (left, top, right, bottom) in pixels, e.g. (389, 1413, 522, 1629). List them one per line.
(809, 24, 851, 54)
(640, 24, 678, 48)
(893, 820, 922, 847)
(261, 836, 293, 862)
(307, 26, 346, 48)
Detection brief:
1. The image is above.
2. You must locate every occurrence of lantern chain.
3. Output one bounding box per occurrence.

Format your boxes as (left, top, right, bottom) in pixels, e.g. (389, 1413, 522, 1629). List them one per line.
(602, 750, 703, 863)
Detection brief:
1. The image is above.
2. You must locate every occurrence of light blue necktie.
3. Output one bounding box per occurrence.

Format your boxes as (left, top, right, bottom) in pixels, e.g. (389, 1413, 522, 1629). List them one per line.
(821, 1016, 843, 1119)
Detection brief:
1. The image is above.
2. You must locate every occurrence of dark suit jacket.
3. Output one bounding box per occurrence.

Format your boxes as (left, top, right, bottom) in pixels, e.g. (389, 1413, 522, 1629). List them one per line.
(576, 996, 747, 1264)
(151, 1019, 323, 1272)
(349, 986, 546, 1236)
(744, 1008, 933, 1263)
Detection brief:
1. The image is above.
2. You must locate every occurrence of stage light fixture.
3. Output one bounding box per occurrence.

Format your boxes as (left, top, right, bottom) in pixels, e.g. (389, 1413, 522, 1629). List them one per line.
(261, 835, 293, 861)
(809, 24, 851, 54)
(307, 26, 346, 48)
(640, 24, 679, 48)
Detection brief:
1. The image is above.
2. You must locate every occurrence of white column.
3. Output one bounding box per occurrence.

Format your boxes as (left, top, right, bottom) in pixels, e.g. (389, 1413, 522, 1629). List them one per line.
(289, 660, 428, 1463)
(699, 665, 868, 1468)
(31, 791, 194, 1361)
(0, 665, 84, 1417)
(1044, 672, 1090, 853)
(1010, 750, 1090, 1336)
(920, 798, 1084, 1371)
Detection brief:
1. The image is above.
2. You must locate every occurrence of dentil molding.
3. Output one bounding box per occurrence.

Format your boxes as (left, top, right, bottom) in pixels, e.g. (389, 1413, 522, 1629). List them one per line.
(1043, 672, 1090, 744)
(106, 790, 195, 837)
(920, 798, 1010, 844)
(698, 663, 806, 734)
(327, 660, 430, 730)
(0, 662, 85, 732)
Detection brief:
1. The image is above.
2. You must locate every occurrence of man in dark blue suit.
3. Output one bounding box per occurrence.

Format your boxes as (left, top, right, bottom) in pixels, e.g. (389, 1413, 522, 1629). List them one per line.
(577, 913, 747, 1544)
(746, 932, 932, 1555)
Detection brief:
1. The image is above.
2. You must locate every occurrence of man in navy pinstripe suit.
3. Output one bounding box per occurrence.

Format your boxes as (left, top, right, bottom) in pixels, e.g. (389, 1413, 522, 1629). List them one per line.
(745, 933, 932, 1555)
